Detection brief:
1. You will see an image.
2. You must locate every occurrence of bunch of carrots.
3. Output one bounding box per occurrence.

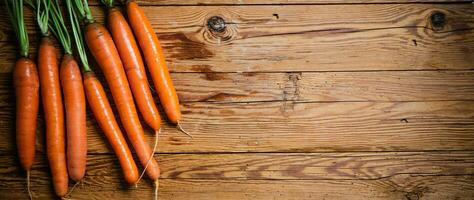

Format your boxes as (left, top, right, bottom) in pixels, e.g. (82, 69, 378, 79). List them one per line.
(5, 0, 191, 199)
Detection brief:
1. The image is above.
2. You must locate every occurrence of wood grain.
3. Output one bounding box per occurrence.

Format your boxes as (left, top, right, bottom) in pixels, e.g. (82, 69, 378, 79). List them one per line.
(75, 0, 474, 5)
(171, 71, 474, 102)
(3, 0, 472, 6)
(2, 177, 473, 200)
(1, 4, 473, 72)
(1, 70, 473, 104)
(0, 153, 473, 199)
(4, 152, 474, 180)
(1, 1, 474, 199)
(0, 100, 473, 153)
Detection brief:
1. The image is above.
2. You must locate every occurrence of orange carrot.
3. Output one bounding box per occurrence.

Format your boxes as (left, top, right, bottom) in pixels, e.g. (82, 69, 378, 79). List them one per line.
(14, 58, 39, 172)
(71, 0, 161, 186)
(84, 21, 161, 182)
(14, 57, 39, 199)
(126, 1, 191, 138)
(30, 0, 68, 197)
(105, 5, 161, 132)
(60, 55, 86, 182)
(31, 0, 67, 197)
(83, 72, 140, 184)
(7, 0, 40, 198)
(38, 36, 68, 198)
(46, 0, 88, 184)
(65, 0, 140, 186)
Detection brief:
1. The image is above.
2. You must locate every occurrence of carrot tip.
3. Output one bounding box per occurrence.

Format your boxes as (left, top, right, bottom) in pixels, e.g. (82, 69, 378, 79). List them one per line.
(135, 129, 160, 185)
(27, 170, 33, 200)
(177, 122, 193, 139)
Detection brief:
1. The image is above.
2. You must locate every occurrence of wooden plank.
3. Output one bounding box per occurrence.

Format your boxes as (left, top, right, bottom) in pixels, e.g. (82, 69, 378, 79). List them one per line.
(1, 4, 473, 72)
(172, 71, 474, 102)
(0, 101, 473, 153)
(3, 177, 473, 200)
(0, 153, 473, 199)
(3, 152, 474, 180)
(69, 0, 474, 5)
(3, 0, 472, 6)
(1, 70, 474, 103)
(144, 0, 474, 4)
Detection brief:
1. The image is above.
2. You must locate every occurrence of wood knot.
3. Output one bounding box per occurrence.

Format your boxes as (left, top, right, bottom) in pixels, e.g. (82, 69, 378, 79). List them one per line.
(207, 16, 226, 33)
(430, 12, 446, 31)
(203, 15, 236, 45)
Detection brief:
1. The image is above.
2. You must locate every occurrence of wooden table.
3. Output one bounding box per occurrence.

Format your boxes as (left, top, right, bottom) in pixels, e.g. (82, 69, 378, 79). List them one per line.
(1, 0, 474, 199)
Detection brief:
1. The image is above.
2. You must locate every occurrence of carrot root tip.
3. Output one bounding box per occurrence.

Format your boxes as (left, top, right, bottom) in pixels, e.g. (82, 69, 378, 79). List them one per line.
(177, 122, 193, 139)
(154, 179, 159, 200)
(64, 181, 81, 199)
(27, 170, 33, 200)
(135, 128, 160, 185)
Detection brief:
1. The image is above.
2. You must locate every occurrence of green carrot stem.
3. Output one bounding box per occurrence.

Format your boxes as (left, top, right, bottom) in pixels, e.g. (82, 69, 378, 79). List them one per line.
(30, 0, 51, 36)
(71, 0, 94, 23)
(65, 0, 91, 72)
(5, 0, 29, 57)
(49, 0, 72, 55)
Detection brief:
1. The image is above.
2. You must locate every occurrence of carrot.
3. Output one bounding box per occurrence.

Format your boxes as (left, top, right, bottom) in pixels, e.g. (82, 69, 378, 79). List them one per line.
(71, 0, 161, 186)
(40, 35, 69, 198)
(83, 72, 139, 184)
(126, 0, 192, 138)
(65, 0, 140, 185)
(102, 1, 161, 132)
(60, 55, 87, 182)
(39, 36, 68, 198)
(5, 1, 40, 198)
(101, 0, 162, 187)
(14, 58, 39, 172)
(84, 19, 161, 182)
(29, 0, 68, 197)
(48, 0, 87, 184)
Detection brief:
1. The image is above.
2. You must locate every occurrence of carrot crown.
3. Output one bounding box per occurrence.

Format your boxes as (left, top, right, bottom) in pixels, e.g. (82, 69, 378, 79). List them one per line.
(100, 0, 114, 9)
(5, 0, 29, 57)
(49, 0, 72, 55)
(66, 0, 91, 72)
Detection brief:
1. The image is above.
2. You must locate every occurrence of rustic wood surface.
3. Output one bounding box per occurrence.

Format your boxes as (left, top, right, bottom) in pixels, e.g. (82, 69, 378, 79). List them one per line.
(0, 0, 473, 199)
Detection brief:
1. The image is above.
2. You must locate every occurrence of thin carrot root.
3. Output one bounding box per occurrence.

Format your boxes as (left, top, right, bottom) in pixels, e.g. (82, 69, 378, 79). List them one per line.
(177, 121, 193, 139)
(27, 170, 33, 200)
(154, 179, 159, 200)
(135, 128, 160, 186)
(64, 181, 81, 198)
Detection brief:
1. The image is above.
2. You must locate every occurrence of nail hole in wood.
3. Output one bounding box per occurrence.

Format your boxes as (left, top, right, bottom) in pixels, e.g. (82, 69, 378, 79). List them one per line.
(273, 13, 279, 19)
(412, 39, 417, 46)
(207, 16, 226, 33)
(430, 12, 446, 30)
